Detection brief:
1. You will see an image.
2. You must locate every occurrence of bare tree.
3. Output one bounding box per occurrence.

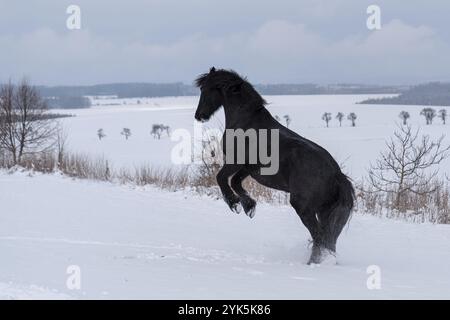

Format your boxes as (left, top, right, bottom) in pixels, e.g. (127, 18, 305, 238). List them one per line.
(274, 115, 281, 122)
(56, 125, 68, 169)
(368, 124, 450, 210)
(399, 111, 410, 125)
(97, 128, 106, 140)
(439, 109, 447, 125)
(283, 114, 291, 128)
(420, 108, 436, 125)
(322, 112, 332, 127)
(151, 124, 170, 139)
(347, 112, 357, 127)
(0, 81, 16, 162)
(0, 79, 58, 164)
(336, 112, 344, 127)
(121, 128, 131, 140)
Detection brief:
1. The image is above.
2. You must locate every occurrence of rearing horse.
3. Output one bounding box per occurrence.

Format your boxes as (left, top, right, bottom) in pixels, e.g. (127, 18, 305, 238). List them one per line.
(194, 67, 354, 264)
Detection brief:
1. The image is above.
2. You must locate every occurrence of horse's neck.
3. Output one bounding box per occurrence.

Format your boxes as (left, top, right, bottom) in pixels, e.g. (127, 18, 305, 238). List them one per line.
(223, 104, 265, 129)
(224, 111, 237, 129)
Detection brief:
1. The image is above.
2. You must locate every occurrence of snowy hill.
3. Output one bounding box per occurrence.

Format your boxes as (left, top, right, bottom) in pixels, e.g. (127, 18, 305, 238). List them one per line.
(1, 171, 450, 299)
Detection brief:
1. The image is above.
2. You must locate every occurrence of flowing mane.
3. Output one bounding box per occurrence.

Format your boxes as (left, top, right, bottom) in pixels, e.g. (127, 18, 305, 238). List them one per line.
(195, 69, 267, 108)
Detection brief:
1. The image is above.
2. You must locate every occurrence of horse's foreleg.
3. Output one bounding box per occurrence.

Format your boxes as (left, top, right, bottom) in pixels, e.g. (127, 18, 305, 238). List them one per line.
(230, 170, 256, 218)
(216, 165, 241, 213)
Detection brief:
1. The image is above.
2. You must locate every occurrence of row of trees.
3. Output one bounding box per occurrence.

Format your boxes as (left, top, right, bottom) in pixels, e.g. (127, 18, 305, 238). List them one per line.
(97, 128, 133, 140)
(97, 125, 171, 141)
(274, 115, 291, 128)
(0, 79, 60, 164)
(321, 108, 448, 128)
(399, 108, 448, 125)
(322, 112, 357, 127)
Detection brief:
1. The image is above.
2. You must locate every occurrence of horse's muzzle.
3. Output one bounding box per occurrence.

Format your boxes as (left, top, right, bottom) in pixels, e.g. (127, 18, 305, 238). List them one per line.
(195, 112, 207, 122)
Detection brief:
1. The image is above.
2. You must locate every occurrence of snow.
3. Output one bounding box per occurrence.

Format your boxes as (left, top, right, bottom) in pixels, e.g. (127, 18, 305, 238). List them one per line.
(56, 94, 450, 178)
(1, 171, 450, 299)
(2, 94, 450, 299)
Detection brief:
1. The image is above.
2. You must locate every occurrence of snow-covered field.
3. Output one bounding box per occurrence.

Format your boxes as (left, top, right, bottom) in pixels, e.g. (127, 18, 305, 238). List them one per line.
(58, 94, 450, 178)
(1, 171, 450, 299)
(2, 94, 450, 299)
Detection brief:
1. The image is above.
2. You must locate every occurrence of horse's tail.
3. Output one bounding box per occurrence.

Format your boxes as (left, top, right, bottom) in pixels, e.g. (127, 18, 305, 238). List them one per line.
(322, 172, 355, 250)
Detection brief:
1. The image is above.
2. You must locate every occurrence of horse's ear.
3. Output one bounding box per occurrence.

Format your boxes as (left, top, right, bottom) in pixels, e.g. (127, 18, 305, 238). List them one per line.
(210, 67, 216, 73)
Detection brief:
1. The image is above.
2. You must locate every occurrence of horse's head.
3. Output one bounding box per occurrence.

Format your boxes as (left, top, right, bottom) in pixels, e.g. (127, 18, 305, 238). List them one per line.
(194, 67, 224, 122)
(194, 67, 266, 122)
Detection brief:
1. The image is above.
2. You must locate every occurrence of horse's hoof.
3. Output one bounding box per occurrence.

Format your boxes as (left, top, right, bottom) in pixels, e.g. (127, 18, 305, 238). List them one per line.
(307, 245, 323, 265)
(241, 197, 256, 218)
(246, 206, 256, 219)
(231, 203, 242, 214)
(307, 257, 321, 265)
(320, 250, 338, 265)
(225, 195, 241, 214)
(307, 247, 337, 265)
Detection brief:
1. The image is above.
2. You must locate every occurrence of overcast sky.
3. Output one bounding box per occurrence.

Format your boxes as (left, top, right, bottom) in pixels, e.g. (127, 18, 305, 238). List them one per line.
(1, 0, 450, 85)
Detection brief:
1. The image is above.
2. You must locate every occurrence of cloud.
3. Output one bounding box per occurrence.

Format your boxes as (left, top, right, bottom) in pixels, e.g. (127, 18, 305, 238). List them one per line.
(1, 18, 450, 85)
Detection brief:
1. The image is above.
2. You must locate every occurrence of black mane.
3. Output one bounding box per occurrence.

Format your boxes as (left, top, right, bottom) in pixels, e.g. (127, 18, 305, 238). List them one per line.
(195, 69, 267, 107)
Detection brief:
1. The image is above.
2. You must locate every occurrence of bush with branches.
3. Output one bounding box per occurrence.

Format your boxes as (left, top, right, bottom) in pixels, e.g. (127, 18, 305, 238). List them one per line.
(367, 124, 450, 211)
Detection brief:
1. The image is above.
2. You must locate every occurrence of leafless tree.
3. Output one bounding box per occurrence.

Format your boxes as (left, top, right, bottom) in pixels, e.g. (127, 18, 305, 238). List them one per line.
(368, 124, 450, 210)
(121, 128, 131, 140)
(322, 112, 332, 127)
(347, 112, 357, 127)
(151, 124, 170, 139)
(439, 109, 447, 125)
(283, 114, 291, 128)
(420, 108, 436, 125)
(399, 111, 410, 125)
(0, 79, 58, 164)
(56, 125, 68, 169)
(97, 128, 106, 140)
(336, 112, 344, 127)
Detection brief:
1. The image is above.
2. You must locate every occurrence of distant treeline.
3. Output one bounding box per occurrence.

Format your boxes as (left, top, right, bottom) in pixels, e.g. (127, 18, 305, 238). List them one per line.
(44, 96, 91, 109)
(359, 82, 450, 106)
(38, 82, 403, 99)
(256, 83, 404, 95)
(37, 83, 196, 100)
(34, 82, 406, 109)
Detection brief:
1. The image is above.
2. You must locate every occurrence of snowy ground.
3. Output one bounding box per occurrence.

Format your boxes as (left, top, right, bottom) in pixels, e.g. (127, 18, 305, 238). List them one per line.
(58, 94, 450, 178)
(2, 94, 450, 299)
(1, 171, 450, 299)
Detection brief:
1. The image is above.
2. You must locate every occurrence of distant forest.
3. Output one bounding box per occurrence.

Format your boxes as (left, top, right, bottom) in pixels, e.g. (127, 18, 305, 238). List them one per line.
(38, 82, 195, 100)
(44, 96, 91, 109)
(36, 82, 405, 109)
(359, 82, 450, 106)
(256, 83, 404, 95)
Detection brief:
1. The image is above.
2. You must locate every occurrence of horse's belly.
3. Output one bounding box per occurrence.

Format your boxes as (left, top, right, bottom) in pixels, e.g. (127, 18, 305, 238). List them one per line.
(249, 171, 290, 192)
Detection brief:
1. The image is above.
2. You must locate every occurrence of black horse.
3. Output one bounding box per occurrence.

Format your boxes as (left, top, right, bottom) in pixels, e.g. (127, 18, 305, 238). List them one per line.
(194, 67, 354, 264)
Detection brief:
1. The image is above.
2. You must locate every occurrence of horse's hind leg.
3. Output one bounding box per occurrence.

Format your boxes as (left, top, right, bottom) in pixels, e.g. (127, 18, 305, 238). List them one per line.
(318, 202, 351, 254)
(290, 194, 324, 264)
(217, 165, 241, 213)
(230, 169, 256, 218)
(317, 208, 338, 253)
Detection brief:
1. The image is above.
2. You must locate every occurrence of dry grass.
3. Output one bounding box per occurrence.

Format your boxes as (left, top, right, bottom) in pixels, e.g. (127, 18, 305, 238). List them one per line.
(356, 180, 450, 224)
(1, 149, 449, 224)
